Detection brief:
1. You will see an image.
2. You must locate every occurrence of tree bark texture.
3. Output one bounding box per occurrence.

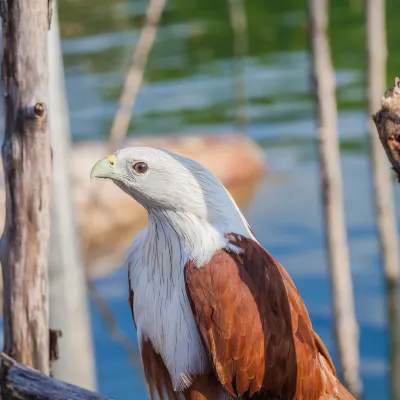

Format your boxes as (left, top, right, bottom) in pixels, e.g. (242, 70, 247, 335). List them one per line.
(0, 353, 112, 400)
(307, 0, 362, 397)
(0, 0, 52, 374)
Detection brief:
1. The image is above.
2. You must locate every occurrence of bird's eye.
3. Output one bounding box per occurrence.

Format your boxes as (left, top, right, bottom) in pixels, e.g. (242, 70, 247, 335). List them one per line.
(133, 162, 148, 174)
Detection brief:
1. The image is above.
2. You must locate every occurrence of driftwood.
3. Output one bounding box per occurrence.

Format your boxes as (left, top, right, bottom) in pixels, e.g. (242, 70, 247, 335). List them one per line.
(0, 0, 52, 373)
(0, 353, 113, 400)
(307, 0, 361, 396)
(373, 77, 400, 178)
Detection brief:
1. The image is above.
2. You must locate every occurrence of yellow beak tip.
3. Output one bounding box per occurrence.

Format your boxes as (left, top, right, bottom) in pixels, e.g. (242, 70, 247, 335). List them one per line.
(106, 155, 117, 166)
(90, 155, 117, 181)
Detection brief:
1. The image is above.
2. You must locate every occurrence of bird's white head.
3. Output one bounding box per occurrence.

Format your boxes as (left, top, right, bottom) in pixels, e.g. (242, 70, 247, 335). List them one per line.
(91, 147, 226, 214)
(91, 147, 252, 259)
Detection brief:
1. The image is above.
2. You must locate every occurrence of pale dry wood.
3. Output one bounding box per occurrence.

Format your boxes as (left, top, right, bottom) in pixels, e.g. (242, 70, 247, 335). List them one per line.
(0, 353, 113, 400)
(307, 0, 361, 396)
(109, 0, 166, 150)
(366, 2, 400, 399)
(48, 0, 97, 390)
(0, 0, 52, 374)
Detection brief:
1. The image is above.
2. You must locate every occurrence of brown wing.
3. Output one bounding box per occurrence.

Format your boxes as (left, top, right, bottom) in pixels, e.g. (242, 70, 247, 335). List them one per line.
(140, 338, 226, 400)
(184, 234, 354, 399)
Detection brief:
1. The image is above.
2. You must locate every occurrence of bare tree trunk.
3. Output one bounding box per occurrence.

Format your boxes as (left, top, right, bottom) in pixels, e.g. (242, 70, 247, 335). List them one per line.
(307, 0, 362, 396)
(109, 0, 166, 151)
(227, 0, 248, 133)
(0, 0, 52, 374)
(48, 1, 97, 390)
(365, 1, 400, 399)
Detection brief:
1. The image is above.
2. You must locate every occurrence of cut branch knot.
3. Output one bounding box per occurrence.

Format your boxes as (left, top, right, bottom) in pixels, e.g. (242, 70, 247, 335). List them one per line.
(34, 102, 46, 117)
(49, 329, 62, 363)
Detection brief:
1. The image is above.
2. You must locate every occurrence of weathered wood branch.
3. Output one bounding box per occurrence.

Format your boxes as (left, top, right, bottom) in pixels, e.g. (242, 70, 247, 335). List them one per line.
(373, 77, 400, 179)
(0, 353, 113, 400)
(0, 0, 52, 374)
(307, 0, 362, 396)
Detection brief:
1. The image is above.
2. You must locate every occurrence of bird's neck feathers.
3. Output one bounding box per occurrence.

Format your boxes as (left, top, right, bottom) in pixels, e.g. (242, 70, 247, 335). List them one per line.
(144, 193, 253, 268)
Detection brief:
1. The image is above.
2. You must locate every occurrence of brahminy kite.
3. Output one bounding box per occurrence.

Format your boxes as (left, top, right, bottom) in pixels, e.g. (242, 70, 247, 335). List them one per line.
(91, 147, 354, 400)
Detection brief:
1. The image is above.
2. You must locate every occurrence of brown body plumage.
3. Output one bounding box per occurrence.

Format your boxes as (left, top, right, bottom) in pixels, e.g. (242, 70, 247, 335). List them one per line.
(130, 234, 355, 400)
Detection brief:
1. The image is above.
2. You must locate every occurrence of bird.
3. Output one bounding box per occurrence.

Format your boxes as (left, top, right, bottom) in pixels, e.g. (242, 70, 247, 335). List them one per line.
(91, 147, 355, 400)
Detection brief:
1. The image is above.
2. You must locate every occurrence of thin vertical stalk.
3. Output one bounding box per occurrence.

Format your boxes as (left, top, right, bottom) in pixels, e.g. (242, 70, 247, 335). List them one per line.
(48, 1, 97, 390)
(365, 1, 400, 398)
(307, 0, 362, 396)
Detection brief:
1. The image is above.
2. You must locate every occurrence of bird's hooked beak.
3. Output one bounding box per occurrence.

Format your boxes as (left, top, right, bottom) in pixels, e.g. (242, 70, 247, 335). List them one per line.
(90, 154, 121, 181)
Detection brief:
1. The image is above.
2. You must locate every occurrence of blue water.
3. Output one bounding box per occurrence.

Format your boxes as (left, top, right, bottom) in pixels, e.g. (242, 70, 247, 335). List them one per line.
(58, 0, 400, 398)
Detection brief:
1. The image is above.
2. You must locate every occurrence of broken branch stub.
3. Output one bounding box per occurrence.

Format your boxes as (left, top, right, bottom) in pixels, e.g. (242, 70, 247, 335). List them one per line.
(0, 353, 113, 400)
(373, 77, 400, 180)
